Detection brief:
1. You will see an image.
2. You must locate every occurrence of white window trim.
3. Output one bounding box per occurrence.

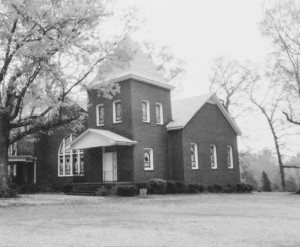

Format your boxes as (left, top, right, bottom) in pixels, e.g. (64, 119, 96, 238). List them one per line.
(113, 100, 122, 123)
(96, 104, 104, 126)
(144, 148, 154, 171)
(142, 100, 150, 123)
(58, 134, 84, 177)
(156, 103, 163, 125)
(191, 143, 199, 169)
(8, 142, 17, 156)
(210, 145, 218, 169)
(227, 146, 234, 169)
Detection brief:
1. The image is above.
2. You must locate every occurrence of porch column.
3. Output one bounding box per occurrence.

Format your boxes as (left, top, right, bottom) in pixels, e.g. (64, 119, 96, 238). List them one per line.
(34, 159, 36, 184)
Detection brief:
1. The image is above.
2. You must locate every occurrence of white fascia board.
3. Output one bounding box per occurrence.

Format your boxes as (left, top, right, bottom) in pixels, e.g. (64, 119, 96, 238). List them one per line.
(210, 94, 242, 136)
(89, 74, 175, 91)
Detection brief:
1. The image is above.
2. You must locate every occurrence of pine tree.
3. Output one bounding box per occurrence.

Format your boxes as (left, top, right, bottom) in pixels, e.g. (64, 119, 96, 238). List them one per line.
(261, 171, 272, 192)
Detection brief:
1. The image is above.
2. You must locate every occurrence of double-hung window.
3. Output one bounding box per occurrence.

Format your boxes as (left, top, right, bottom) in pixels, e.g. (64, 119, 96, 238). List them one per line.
(113, 100, 122, 123)
(210, 145, 217, 169)
(144, 148, 153, 170)
(156, 103, 163, 125)
(227, 146, 234, 169)
(142, 100, 150, 122)
(8, 142, 17, 156)
(191, 143, 199, 169)
(96, 104, 104, 126)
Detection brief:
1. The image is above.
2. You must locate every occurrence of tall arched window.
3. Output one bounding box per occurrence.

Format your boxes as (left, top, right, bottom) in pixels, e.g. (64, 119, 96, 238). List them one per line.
(58, 134, 84, 176)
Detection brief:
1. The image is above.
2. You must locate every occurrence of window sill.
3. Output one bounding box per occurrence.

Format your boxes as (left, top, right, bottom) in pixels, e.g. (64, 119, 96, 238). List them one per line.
(58, 174, 84, 177)
(113, 121, 122, 124)
(97, 124, 104, 127)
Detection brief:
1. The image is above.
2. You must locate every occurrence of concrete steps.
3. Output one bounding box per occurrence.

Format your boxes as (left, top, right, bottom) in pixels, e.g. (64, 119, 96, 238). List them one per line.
(68, 183, 102, 196)
(68, 182, 132, 196)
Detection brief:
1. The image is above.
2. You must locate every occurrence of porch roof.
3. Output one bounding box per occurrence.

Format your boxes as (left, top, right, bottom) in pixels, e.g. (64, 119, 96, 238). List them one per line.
(8, 155, 37, 163)
(66, 128, 137, 150)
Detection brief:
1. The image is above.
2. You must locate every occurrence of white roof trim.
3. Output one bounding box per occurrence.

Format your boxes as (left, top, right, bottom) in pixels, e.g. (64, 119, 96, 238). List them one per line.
(89, 74, 175, 91)
(66, 128, 137, 150)
(166, 93, 242, 136)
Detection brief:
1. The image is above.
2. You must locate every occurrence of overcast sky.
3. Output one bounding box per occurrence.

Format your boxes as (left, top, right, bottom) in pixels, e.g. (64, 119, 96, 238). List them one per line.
(110, 0, 299, 155)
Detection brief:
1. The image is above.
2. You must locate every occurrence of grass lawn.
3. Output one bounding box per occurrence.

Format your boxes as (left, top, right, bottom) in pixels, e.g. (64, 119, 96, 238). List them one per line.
(0, 192, 300, 247)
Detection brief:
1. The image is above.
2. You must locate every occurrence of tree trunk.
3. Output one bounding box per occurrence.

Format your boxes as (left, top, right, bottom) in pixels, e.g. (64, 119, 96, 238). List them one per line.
(267, 118, 286, 191)
(0, 110, 11, 197)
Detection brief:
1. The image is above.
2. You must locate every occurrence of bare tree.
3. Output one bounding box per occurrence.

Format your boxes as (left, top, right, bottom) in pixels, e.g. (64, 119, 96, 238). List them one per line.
(247, 77, 294, 191)
(261, 0, 300, 125)
(208, 57, 258, 118)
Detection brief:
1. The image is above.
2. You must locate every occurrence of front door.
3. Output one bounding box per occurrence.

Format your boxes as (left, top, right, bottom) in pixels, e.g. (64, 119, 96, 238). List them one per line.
(103, 152, 117, 182)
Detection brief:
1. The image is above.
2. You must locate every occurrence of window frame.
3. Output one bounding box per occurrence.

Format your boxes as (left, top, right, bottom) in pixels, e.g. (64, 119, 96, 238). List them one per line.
(8, 142, 17, 156)
(155, 103, 163, 125)
(96, 104, 105, 126)
(191, 143, 199, 170)
(58, 134, 84, 177)
(142, 100, 150, 123)
(113, 100, 122, 123)
(144, 148, 154, 171)
(210, 145, 218, 169)
(227, 146, 234, 169)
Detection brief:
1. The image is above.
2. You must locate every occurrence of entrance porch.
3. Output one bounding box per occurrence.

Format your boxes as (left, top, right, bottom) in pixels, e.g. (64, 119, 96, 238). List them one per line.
(67, 128, 136, 184)
(8, 155, 37, 185)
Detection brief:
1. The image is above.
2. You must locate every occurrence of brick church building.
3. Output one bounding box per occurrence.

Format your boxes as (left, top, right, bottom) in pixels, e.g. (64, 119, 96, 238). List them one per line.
(8, 41, 241, 189)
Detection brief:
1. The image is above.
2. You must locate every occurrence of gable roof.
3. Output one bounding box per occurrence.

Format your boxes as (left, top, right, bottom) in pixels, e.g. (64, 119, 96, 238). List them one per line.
(166, 93, 242, 135)
(66, 128, 137, 150)
(88, 36, 175, 90)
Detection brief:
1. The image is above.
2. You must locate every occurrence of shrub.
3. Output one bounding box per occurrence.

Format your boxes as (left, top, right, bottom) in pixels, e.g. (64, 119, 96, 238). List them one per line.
(245, 183, 253, 193)
(166, 181, 178, 194)
(117, 185, 138, 197)
(286, 177, 297, 192)
(135, 182, 148, 190)
(62, 184, 73, 194)
(17, 184, 39, 194)
(235, 183, 253, 193)
(197, 184, 206, 193)
(175, 181, 186, 193)
(236, 183, 244, 193)
(207, 185, 214, 193)
(147, 178, 167, 194)
(0, 186, 17, 198)
(212, 184, 222, 193)
(187, 183, 199, 193)
(261, 171, 272, 192)
(221, 184, 233, 193)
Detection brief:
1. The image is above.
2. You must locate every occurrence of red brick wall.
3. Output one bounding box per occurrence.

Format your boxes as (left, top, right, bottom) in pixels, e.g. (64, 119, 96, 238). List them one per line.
(167, 129, 184, 181)
(130, 80, 172, 182)
(34, 123, 87, 187)
(87, 79, 172, 183)
(181, 103, 240, 185)
(87, 80, 134, 140)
